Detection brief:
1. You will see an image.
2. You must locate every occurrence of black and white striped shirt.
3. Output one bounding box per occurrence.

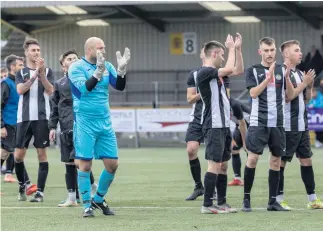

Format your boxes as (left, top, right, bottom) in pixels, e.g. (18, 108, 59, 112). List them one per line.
(285, 69, 307, 131)
(15, 67, 54, 123)
(196, 66, 230, 129)
(246, 64, 286, 127)
(187, 68, 203, 124)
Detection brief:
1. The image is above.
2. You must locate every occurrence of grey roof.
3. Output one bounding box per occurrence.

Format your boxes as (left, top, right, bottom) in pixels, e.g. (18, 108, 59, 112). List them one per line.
(1, 1, 323, 35)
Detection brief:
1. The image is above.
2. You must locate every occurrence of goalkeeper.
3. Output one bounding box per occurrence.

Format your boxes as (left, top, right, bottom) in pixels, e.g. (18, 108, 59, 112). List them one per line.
(68, 37, 130, 217)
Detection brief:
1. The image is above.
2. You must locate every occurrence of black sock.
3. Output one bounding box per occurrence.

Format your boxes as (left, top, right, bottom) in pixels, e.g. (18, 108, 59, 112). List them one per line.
(76, 187, 79, 199)
(24, 166, 31, 185)
(268, 169, 280, 205)
(90, 171, 95, 185)
(5, 153, 15, 174)
(65, 165, 76, 191)
(75, 168, 79, 200)
(189, 158, 202, 188)
(216, 174, 228, 205)
(37, 162, 49, 192)
(244, 166, 256, 200)
(203, 172, 217, 207)
(15, 161, 26, 187)
(232, 154, 241, 178)
(301, 165, 315, 195)
(278, 167, 285, 196)
(1, 159, 5, 167)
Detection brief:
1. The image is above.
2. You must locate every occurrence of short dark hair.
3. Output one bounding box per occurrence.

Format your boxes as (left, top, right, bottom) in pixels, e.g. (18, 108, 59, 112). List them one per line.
(203, 40, 226, 57)
(201, 42, 207, 50)
(1, 67, 8, 73)
(59, 49, 79, 66)
(259, 37, 275, 46)
(280, 40, 300, 53)
(4, 54, 24, 71)
(23, 38, 40, 50)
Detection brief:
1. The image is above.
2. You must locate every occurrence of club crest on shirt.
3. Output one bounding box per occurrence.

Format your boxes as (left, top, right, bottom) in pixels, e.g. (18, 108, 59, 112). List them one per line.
(275, 74, 282, 80)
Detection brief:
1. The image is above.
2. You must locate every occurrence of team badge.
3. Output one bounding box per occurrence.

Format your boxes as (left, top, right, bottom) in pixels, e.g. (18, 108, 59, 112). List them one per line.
(275, 74, 282, 80)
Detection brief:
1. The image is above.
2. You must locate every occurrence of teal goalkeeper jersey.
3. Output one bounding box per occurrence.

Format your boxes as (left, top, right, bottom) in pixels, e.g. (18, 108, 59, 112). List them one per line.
(68, 57, 119, 119)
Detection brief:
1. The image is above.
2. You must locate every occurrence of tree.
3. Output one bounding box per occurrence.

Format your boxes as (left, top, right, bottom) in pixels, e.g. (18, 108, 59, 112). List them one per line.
(1, 22, 13, 41)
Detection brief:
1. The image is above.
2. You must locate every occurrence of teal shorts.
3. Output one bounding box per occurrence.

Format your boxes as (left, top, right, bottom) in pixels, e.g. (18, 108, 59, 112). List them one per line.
(73, 115, 118, 160)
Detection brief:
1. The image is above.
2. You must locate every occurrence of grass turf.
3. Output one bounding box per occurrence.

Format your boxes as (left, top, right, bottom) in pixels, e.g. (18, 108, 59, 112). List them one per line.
(1, 147, 323, 231)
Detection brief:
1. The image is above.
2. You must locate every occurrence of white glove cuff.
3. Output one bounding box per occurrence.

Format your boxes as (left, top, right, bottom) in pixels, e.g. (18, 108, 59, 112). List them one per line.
(117, 67, 126, 78)
(93, 69, 103, 81)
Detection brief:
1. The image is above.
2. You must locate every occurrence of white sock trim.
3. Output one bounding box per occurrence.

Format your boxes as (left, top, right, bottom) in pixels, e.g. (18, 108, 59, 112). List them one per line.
(36, 191, 44, 196)
(276, 194, 284, 203)
(308, 194, 317, 202)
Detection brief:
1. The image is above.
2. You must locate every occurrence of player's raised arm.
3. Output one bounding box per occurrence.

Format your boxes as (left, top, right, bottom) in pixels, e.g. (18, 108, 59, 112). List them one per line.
(16, 67, 38, 95)
(248, 61, 275, 99)
(305, 78, 314, 103)
(284, 65, 297, 101)
(69, 50, 106, 95)
(108, 48, 131, 91)
(199, 39, 233, 82)
(230, 33, 244, 77)
(37, 58, 54, 95)
(286, 69, 315, 102)
(218, 34, 235, 78)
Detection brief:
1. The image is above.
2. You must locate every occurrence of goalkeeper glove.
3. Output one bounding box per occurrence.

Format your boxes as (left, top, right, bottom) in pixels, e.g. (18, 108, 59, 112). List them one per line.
(93, 51, 106, 81)
(116, 47, 131, 77)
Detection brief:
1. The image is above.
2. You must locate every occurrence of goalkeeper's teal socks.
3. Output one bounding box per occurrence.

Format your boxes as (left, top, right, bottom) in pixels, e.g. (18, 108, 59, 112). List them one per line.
(93, 169, 115, 203)
(77, 170, 91, 209)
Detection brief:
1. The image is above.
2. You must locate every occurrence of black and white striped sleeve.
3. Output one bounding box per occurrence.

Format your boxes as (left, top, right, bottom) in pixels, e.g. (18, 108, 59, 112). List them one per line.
(46, 68, 55, 85)
(15, 69, 24, 85)
(246, 67, 257, 90)
(186, 71, 196, 88)
(197, 67, 219, 83)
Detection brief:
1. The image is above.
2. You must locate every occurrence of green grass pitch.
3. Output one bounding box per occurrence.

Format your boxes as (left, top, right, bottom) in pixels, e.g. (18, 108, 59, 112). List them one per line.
(1, 147, 323, 231)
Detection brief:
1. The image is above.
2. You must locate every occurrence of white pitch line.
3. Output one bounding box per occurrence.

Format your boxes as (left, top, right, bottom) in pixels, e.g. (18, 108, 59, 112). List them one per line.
(0, 206, 307, 211)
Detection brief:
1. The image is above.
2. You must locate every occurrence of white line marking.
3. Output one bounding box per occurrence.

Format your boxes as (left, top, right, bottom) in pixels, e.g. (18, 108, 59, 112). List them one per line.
(0, 206, 307, 211)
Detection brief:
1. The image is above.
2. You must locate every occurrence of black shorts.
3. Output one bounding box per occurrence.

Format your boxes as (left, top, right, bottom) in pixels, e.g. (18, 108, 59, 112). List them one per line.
(16, 120, 50, 149)
(60, 131, 75, 163)
(282, 131, 313, 162)
(203, 128, 232, 163)
(232, 126, 243, 150)
(246, 126, 285, 157)
(185, 122, 204, 144)
(1, 125, 16, 152)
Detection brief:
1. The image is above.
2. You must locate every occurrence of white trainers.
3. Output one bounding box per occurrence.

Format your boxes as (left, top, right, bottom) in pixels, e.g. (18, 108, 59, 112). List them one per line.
(58, 199, 78, 207)
(315, 140, 323, 148)
(201, 205, 230, 214)
(217, 203, 238, 213)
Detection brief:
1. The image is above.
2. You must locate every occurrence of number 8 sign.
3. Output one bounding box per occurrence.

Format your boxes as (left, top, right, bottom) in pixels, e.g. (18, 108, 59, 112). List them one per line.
(183, 32, 197, 55)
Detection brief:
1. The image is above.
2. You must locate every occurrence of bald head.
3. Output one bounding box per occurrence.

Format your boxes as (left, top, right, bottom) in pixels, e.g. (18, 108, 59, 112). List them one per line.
(84, 37, 102, 51)
(84, 37, 105, 64)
